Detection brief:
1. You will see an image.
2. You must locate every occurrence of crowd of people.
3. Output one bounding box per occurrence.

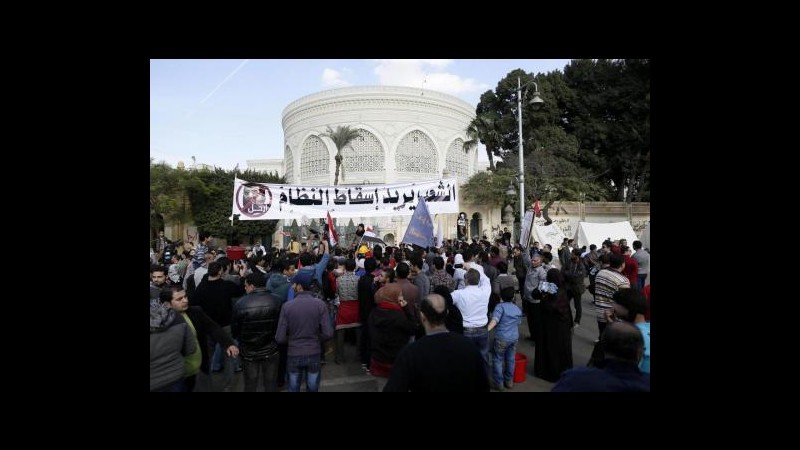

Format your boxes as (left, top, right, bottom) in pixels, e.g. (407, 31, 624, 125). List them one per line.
(150, 230, 650, 392)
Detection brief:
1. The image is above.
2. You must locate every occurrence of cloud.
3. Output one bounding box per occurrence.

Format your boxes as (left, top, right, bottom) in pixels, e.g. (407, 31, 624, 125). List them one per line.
(322, 68, 351, 88)
(372, 60, 489, 96)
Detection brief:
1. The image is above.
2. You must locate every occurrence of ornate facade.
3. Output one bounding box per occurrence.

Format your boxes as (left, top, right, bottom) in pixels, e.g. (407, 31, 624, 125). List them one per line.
(282, 86, 477, 185)
(276, 86, 487, 246)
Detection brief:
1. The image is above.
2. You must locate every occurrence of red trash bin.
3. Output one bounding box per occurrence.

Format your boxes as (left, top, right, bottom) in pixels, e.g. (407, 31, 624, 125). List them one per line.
(513, 352, 528, 383)
(227, 246, 246, 261)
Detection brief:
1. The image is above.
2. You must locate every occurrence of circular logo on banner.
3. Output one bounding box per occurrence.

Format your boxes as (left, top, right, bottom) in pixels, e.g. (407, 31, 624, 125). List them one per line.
(236, 183, 272, 218)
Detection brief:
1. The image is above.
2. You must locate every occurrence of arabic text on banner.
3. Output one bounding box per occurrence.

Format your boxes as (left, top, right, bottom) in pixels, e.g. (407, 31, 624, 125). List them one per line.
(232, 178, 459, 220)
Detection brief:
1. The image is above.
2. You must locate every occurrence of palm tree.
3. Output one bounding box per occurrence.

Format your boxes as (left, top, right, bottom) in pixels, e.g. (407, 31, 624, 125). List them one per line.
(464, 114, 502, 171)
(322, 125, 360, 185)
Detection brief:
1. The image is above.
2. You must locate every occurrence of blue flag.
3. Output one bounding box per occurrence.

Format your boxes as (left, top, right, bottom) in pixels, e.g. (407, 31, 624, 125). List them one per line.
(402, 197, 434, 248)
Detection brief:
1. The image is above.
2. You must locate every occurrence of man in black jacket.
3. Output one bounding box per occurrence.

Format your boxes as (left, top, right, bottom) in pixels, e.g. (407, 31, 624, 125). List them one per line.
(232, 272, 282, 392)
(192, 261, 245, 391)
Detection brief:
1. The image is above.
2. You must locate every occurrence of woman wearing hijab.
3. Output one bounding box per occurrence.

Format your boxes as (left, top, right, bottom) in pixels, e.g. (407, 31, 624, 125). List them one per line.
(534, 268, 574, 382)
(368, 283, 418, 391)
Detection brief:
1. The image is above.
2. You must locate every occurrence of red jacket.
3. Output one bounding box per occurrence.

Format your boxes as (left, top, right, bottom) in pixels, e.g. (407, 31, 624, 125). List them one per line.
(622, 255, 639, 287)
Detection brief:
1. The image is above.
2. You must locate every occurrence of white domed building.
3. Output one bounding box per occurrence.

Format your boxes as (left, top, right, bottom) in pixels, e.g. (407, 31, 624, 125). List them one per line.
(270, 86, 501, 247)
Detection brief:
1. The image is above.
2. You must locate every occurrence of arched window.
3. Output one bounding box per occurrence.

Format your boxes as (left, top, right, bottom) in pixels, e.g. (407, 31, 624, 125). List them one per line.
(395, 130, 437, 174)
(342, 129, 384, 173)
(383, 233, 395, 245)
(445, 139, 469, 179)
(300, 135, 329, 178)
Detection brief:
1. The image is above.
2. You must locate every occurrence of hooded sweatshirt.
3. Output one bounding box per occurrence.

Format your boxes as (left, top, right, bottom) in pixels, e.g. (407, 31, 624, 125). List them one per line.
(150, 301, 196, 391)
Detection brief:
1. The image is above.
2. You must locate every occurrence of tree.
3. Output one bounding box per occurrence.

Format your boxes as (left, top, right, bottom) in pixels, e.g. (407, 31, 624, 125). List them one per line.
(470, 61, 650, 203)
(185, 167, 284, 245)
(513, 124, 610, 218)
(461, 168, 517, 209)
(150, 158, 192, 239)
(462, 121, 609, 219)
(562, 59, 650, 201)
(464, 114, 503, 171)
(322, 125, 360, 186)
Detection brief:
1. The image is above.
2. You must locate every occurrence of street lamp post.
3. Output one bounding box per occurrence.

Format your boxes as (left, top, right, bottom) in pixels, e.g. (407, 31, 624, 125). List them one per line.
(505, 181, 517, 243)
(517, 76, 545, 226)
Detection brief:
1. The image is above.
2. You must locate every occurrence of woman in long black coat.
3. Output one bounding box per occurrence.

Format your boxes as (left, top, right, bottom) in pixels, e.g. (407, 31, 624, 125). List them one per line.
(533, 268, 574, 382)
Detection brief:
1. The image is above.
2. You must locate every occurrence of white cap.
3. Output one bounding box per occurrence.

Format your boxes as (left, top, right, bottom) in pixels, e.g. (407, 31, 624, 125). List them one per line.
(454, 254, 464, 265)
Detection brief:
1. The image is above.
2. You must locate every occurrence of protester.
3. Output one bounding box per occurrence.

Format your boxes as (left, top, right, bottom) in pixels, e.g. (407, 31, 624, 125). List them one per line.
(384, 294, 488, 392)
(551, 321, 649, 392)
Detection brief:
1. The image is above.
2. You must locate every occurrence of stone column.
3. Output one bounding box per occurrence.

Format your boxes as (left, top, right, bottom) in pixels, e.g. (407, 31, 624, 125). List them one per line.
(503, 204, 514, 242)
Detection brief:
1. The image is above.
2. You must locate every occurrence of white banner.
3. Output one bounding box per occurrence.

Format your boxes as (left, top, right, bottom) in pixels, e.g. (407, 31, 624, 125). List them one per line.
(519, 210, 535, 248)
(232, 177, 459, 220)
(533, 219, 567, 254)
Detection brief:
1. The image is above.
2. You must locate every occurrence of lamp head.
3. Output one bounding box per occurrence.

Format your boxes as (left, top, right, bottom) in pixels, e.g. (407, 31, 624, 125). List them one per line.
(529, 91, 544, 110)
(506, 182, 517, 197)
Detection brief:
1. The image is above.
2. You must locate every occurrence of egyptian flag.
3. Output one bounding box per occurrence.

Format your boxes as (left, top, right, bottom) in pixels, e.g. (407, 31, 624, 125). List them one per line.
(327, 211, 338, 247)
(534, 199, 541, 217)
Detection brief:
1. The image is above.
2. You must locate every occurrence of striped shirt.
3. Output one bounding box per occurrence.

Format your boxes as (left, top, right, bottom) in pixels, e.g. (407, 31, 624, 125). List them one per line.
(593, 268, 630, 322)
(193, 242, 208, 268)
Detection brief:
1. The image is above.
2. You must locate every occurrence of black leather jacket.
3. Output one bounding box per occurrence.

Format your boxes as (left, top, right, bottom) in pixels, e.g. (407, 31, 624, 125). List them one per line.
(231, 288, 282, 360)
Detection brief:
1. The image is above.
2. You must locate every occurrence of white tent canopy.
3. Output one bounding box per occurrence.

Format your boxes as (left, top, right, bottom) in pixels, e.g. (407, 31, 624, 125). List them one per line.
(573, 221, 639, 250)
(531, 220, 567, 253)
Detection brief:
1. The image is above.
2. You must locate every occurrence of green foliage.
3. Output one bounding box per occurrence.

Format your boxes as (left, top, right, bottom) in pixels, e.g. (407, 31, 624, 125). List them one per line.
(464, 114, 503, 171)
(151, 161, 284, 245)
(150, 159, 192, 237)
(468, 124, 610, 211)
(322, 125, 360, 185)
(468, 60, 650, 205)
(186, 167, 284, 245)
(562, 59, 650, 201)
(461, 168, 519, 209)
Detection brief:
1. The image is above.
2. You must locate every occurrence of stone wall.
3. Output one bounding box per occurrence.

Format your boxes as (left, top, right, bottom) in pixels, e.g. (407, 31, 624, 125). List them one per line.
(266, 201, 649, 250)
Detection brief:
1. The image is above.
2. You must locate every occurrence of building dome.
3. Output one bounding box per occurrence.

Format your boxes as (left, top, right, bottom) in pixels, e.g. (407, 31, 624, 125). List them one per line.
(281, 86, 477, 185)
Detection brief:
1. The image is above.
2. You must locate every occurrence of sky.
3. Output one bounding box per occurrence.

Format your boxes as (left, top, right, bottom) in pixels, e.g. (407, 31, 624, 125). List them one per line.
(150, 59, 573, 171)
